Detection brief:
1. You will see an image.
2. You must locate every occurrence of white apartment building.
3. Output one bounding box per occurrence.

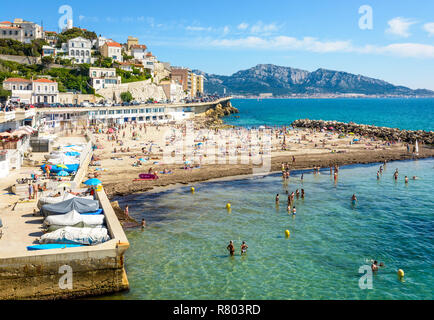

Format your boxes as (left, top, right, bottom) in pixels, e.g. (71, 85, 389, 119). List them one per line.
(0, 19, 43, 43)
(3, 78, 59, 104)
(89, 67, 121, 90)
(62, 37, 92, 64)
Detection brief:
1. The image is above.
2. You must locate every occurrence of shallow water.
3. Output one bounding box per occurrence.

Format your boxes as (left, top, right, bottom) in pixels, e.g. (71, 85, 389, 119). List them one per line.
(107, 158, 434, 300)
(224, 98, 434, 131)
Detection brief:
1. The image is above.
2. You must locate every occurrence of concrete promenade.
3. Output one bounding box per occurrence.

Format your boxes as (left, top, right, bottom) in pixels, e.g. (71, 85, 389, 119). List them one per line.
(0, 132, 130, 299)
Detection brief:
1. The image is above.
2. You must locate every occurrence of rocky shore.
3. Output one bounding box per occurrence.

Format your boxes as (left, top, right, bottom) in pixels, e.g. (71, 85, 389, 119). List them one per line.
(200, 102, 239, 127)
(291, 119, 434, 144)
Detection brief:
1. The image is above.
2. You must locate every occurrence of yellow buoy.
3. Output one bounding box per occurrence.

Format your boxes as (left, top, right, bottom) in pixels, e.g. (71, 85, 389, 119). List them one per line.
(191, 187, 195, 193)
(226, 203, 231, 209)
(285, 230, 290, 237)
(397, 269, 405, 278)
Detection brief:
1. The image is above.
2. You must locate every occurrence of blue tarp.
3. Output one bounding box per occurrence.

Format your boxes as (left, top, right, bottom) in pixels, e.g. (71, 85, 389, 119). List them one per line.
(65, 151, 80, 157)
(41, 164, 79, 174)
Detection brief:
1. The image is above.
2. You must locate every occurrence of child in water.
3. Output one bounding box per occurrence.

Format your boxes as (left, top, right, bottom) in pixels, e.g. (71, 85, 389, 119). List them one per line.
(241, 241, 248, 255)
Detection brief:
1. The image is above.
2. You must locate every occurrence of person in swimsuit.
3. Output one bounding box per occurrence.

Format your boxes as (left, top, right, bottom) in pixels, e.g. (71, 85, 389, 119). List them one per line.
(301, 189, 305, 199)
(377, 171, 380, 180)
(296, 189, 300, 199)
(227, 241, 235, 256)
(241, 241, 248, 255)
(292, 206, 296, 215)
(405, 176, 409, 184)
(371, 260, 379, 272)
(351, 194, 357, 202)
(276, 194, 279, 203)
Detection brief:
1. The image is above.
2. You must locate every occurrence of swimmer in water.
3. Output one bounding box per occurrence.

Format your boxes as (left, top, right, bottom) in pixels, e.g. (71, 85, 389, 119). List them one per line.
(276, 194, 279, 203)
(394, 171, 398, 180)
(292, 206, 296, 215)
(377, 171, 380, 180)
(296, 189, 300, 199)
(405, 176, 409, 183)
(351, 194, 357, 202)
(412, 176, 418, 180)
(241, 241, 248, 255)
(371, 260, 379, 272)
(301, 173, 304, 181)
(227, 241, 235, 256)
(141, 218, 146, 229)
(301, 189, 305, 199)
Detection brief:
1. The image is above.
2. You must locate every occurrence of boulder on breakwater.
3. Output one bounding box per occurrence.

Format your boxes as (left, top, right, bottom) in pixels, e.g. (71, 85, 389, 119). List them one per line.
(291, 119, 434, 145)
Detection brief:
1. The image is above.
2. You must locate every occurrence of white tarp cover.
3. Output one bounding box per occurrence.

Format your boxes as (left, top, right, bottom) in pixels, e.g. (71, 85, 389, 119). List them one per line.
(47, 155, 80, 165)
(44, 210, 105, 226)
(37, 193, 94, 209)
(39, 226, 110, 245)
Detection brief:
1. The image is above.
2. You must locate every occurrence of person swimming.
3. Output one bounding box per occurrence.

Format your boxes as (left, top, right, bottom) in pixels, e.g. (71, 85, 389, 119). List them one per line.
(371, 260, 379, 272)
(292, 206, 296, 215)
(351, 194, 357, 202)
(301, 189, 305, 199)
(377, 171, 380, 180)
(227, 241, 235, 256)
(296, 189, 300, 199)
(241, 241, 248, 255)
(405, 176, 409, 183)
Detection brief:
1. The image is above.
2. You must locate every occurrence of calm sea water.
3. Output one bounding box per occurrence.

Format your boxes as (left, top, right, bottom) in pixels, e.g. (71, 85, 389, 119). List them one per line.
(224, 98, 434, 131)
(108, 159, 434, 300)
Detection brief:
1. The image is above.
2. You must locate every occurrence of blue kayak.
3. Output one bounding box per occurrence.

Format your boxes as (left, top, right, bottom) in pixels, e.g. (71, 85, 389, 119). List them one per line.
(80, 208, 103, 215)
(27, 244, 84, 251)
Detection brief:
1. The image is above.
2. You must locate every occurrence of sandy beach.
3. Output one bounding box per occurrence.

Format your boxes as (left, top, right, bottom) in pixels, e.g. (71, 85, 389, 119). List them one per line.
(88, 119, 434, 199)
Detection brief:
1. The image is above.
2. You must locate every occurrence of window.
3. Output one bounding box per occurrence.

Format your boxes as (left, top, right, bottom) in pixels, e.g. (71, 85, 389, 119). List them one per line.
(99, 110, 106, 115)
(140, 109, 145, 113)
(12, 85, 16, 90)
(116, 110, 122, 114)
(146, 108, 151, 113)
(109, 110, 115, 115)
(86, 51, 89, 56)
(70, 50, 74, 56)
(76, 50, 79, 56)
(71, 43, 74, 47)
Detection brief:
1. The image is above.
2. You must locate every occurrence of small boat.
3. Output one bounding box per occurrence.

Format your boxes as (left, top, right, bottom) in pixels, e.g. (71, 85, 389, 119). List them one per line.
(27, 244, 84, 251)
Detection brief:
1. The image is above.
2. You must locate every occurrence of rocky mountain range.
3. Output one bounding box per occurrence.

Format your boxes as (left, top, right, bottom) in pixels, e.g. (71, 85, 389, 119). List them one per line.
(193, 64, 434, 97)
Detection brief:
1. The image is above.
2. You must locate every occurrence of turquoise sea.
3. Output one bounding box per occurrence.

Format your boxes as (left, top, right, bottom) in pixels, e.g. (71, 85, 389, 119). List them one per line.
(105, 98, 433, 300)
(224, 98, 434, 131)
(109, 159, 434, 300)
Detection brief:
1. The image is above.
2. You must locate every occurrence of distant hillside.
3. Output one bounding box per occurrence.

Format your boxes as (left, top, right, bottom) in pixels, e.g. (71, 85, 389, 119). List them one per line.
(193, 64, 434, 97)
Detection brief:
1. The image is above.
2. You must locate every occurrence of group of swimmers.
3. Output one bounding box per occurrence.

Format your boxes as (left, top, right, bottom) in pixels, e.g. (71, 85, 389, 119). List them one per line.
(227, 240, 248, 256)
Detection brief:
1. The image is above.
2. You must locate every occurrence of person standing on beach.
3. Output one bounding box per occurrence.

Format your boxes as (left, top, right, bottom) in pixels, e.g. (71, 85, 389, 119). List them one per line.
(28, 183, 33, 200)
(227, 241, 235, 256)
(124, 205, 129, 217)
(241, 241, 248, 255)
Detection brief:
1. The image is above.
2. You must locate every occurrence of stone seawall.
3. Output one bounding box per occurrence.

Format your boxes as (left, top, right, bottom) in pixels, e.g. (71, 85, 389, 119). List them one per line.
(291, 119, 434, 145)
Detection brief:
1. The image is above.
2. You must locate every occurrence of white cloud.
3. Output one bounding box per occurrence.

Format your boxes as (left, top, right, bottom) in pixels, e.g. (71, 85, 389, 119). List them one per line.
(250, 21, 279, 34)
(223, 26, 230, 35)
(208, 35, 434, 59)
(186, 26, 213, 32)
(237, 22, 249, 30)
(386, 17, 417, 38)
(423, 22, 434, 37)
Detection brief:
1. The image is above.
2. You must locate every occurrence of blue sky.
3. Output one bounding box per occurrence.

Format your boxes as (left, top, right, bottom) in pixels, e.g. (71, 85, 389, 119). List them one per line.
(2, 0, 434, 89)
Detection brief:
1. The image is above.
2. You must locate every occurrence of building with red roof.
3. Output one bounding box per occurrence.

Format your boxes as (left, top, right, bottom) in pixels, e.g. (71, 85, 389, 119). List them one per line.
(100, 41, 123, 63)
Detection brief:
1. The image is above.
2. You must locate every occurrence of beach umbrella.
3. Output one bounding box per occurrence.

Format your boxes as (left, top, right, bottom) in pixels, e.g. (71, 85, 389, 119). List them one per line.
(57, 170, 69, 177)
(107, 128, 114, 133)
(139, 158, 146, 162)
(84, 178, 102, 186)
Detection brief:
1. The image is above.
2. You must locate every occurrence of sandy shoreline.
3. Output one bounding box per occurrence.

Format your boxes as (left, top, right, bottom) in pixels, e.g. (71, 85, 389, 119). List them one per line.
(86, 120, 434, 199)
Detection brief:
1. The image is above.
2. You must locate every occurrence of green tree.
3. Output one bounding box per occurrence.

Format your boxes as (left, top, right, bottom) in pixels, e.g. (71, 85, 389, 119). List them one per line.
(41, 56, 54, 65)
(120, 91, 133, 102)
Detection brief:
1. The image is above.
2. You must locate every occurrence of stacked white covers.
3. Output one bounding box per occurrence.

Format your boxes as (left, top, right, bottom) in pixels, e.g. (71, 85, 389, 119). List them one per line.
(39, 227, 110, 245)
(44, 210, 105, 227)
